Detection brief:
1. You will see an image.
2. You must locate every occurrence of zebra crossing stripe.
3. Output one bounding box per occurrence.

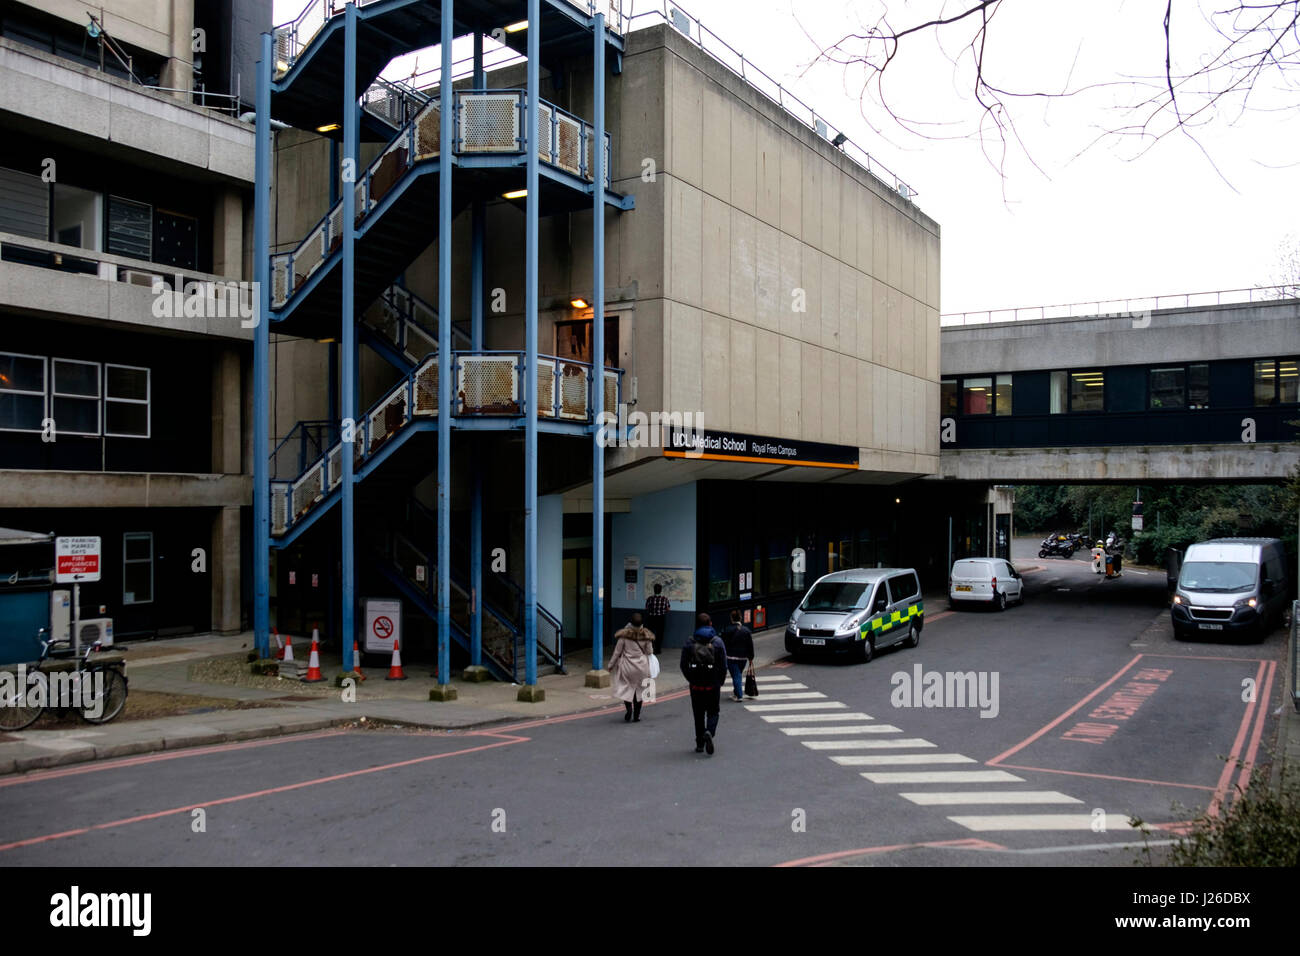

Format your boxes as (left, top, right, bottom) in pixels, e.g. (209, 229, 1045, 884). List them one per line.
(779, 725, 900, 735)
(859, 771, 1025, 784)
(832, 753, 975, 766)
(801, 738, 935, 750)
(900, 791, 1084, 806)
(743, 701, 847, 712)
(747, 691, 827, 701)
(759, 712, 873, 723)
(948, 814, 1134, 832)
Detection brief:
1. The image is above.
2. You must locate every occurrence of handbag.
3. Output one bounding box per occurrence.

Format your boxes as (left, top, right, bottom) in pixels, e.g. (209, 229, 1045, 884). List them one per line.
(744, 665, 758, 698)
(648, 653, 661, 679)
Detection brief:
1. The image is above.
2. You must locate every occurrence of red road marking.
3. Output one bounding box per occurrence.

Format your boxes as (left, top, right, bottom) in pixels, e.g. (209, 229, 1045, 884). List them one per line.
(926, 610, 955, 624)
(776, 837, 1005, 867)
(0, 733, 529, 854)
(987, 654, 1144, 766)
(0, 729, 351, 789)
(1233, 660, 1276, 798)
(1206, 660, 1265, 819)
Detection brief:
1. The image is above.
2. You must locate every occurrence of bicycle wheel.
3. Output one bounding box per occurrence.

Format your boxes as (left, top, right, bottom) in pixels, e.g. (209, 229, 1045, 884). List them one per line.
(80, 667, 127, 724)
(0, 669, 44, 731)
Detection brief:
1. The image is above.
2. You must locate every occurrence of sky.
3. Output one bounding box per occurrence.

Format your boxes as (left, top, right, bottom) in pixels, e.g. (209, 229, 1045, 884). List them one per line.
(272, 0, 1300, 316)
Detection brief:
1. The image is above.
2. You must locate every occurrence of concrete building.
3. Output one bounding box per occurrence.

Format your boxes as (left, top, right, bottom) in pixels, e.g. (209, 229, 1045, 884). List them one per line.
(0, 0, 269, 645)
(259, 0, 946, 692)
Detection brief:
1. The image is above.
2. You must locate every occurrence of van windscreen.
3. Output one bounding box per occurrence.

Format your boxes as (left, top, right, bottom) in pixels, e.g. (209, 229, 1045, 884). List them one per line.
(1179, 561, 1256, 592)
(801, 581, 871, 613)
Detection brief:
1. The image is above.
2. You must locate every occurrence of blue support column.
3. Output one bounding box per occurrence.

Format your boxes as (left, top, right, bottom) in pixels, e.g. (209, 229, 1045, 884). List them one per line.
(469, 30, 485, 676)
(253, 33, 272, 659)
(521, 0, 541, 699)
(328, 140, 340, 442)
(434, 0, 456, 695)
(340, 3, 358, 673)
(589, 14, 607, 680)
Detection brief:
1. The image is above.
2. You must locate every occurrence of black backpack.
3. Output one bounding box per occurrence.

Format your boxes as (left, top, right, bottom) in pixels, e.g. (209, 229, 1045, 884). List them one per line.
(687, 638, 723, 685)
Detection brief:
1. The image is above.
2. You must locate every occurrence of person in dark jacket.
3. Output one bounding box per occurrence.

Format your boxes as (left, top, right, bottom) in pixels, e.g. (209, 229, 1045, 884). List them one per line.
(679, 612, 728, 755)
(721, 610, 755, 701)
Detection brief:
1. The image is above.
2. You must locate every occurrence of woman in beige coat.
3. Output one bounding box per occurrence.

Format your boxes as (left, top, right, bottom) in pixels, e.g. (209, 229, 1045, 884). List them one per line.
(608, 612, 655, 722)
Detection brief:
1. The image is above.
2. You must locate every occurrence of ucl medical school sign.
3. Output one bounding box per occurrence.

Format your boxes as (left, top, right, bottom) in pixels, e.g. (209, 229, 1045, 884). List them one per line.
(55, 537, 101, 583)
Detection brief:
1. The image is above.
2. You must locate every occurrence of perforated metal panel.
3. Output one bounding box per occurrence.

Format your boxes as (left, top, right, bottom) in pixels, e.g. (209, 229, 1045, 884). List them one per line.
(271, 484, 289, 535)
(326, 444, 342, 490)
(536, 358, 556, 418)
(555, 115, 582, 175)
(272, 257, 289, 307)
(537, 104, 554, 163)
(460, 93, 520, 152)
(559, 362, 589, 419)
(291, 462, 324, 519)
(604, 370, 618, 416)
(414, 358, 439, 416)
(415, 102, 441, 159)
(368, 387, 408, 451)
(458, 355, 520, 414)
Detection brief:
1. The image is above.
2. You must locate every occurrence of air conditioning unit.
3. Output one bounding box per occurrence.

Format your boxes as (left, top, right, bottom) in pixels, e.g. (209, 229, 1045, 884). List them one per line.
(121, 269, 159, 288)
(77, 618, 114, 647)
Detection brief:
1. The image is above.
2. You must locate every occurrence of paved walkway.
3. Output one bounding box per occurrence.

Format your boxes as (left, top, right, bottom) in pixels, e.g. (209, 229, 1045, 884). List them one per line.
(0, 625, 792, 775)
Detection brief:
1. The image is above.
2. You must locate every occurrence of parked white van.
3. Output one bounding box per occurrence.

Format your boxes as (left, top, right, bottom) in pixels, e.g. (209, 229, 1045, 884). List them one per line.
(1171, 538, 1289, 641)
(948, 557, 1024, 611)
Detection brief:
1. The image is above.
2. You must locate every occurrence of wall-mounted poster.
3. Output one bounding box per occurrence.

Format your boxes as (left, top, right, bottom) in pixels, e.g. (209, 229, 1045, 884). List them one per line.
(643, 565, 694, 603)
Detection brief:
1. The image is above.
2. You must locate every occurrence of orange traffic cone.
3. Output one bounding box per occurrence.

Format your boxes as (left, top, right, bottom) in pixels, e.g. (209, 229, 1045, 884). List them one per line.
(273, 627, 284, 660)
(304, 631, 325, 683)
(386, 639, 407, 680)
(282, 633, 294, 663)
(352, 640, 366, 681)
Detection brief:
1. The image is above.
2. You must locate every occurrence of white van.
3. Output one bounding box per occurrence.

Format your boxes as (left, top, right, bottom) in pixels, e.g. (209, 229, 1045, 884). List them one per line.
(1171, 538, 1289, 641)
(785, 568, 923, 663)
(949, 557, 1024, 610)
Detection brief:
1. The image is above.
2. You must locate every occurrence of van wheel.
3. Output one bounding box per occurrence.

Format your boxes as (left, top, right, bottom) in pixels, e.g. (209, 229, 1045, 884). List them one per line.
(904, 622, 920, 648)
(858, 638, 874, 664)
(995, 591, 1007, 612)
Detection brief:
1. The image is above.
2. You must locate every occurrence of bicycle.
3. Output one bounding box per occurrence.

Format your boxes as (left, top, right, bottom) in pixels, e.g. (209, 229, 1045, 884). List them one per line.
(0, 630, 128, 731)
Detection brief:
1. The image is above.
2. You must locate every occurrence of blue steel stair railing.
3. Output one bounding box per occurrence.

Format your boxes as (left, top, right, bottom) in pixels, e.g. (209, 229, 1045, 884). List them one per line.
(270, 353, 621, 539)
(270, 88, 613, 311)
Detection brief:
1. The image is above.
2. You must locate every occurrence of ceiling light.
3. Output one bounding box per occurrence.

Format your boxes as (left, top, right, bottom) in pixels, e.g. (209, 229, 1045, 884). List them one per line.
(502, 189, 527, 199)
(504, 20, 528, 33)
(570, 298, 589, 309)
(316, 123, 341, 133)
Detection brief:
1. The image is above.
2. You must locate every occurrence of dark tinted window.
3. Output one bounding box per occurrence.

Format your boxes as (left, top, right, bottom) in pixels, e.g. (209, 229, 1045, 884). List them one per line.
(887, 573, 919, 603)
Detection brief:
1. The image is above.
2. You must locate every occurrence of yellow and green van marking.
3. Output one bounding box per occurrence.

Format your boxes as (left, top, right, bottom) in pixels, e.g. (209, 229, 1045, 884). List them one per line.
(860, 601, 923, 640)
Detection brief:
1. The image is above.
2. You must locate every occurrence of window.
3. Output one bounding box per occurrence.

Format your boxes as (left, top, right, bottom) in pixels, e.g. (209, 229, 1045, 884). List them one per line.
(1049, 370, 1068, 414)
(123, 533, 153, 605)
(887, 572, 919, 603)
(104, 364, 150, 438)
(106, 196, 152, 261)
(0, 352, 46, 432)
(940, 379, 958, 418)
(1188, 364, 1210, 408)
(1149, 366, 1185, 409)
(994, 374, 1013, 416)
(52, 359, 100, 435)
(962, 376, 992, 415)
(1070, 371, 1104, 412)
(1255, 359, 1299, 405)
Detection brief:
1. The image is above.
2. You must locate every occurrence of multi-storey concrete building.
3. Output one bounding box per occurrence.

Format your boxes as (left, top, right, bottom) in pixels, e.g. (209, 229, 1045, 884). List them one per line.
(0, 0, 268, 647)
(258, 0, 951, 695)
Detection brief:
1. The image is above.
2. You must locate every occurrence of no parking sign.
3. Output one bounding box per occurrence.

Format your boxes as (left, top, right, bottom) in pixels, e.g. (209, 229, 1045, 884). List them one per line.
(363, 598, 402, 653)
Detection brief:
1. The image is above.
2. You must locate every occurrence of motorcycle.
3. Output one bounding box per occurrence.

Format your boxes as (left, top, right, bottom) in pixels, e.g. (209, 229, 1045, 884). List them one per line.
(1104, 532, 1125, 556)
(1038, 534, 1074, 559)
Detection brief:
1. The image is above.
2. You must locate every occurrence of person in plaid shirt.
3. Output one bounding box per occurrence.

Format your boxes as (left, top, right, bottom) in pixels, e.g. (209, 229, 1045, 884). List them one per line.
(645, 583, 671, 655)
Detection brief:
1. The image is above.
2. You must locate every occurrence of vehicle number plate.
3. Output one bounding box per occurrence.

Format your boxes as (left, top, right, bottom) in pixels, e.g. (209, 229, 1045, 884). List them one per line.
(955, 585, 972, 592)
(802, 638, 826, 646)
(1199, 623, 1223, 631)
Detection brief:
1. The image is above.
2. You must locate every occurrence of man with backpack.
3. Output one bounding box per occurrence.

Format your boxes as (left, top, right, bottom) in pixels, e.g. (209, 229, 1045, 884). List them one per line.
(680, 612, 728, 755)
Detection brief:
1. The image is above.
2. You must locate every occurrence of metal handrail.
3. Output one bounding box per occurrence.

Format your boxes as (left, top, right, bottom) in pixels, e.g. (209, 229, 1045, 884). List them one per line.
(272, 89, 609, 310)
(941, 286, 1300, 327)
(624, 1, 917, 200)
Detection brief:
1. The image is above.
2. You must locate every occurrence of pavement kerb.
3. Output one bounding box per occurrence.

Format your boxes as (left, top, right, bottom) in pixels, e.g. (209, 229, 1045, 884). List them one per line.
(0, 628, 796, 777)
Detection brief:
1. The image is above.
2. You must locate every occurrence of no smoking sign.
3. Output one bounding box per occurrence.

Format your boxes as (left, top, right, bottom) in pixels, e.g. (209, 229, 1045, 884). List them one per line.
(363, 599, 402, 653)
